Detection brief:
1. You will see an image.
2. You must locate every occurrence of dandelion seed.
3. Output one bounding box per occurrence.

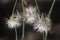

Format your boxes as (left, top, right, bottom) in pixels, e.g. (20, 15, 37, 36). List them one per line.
(6, 11, 22, 28)
(33, 13, 51, 40)
(25, 6, 38, 24)
(34, 14, 51, 33)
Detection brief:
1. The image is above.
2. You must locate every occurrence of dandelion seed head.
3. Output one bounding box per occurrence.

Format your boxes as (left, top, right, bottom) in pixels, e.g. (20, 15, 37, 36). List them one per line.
(6, 11, 21, 28)
(34, 14, 51, 33)
(25, 6, 38, 24)
(24, 6, 51, 33)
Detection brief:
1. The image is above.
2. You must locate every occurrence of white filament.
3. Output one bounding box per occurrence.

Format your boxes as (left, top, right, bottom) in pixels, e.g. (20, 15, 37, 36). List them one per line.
(34, 14, 51, 33)
(25, 6, 38, 24)
(6, 11, 21, 28)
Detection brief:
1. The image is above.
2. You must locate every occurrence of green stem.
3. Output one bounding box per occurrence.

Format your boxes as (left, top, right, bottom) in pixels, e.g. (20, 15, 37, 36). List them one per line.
(48, 0, 56, 17)
(45, 32, 47, 40)
(15, 27, 18, 40)
(43, 32, 45, 40)
(21, 0, 25, 40)
(12, 0, 17, 14)
(21, 19, 25, 40)
(35, 0, 40, 13)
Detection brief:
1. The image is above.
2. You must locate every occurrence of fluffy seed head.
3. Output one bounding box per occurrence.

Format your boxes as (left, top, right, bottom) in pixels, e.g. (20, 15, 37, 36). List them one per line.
(25, 6, 38, 24)
(6, 11, 22, 28)
(34, 14, 51, 33)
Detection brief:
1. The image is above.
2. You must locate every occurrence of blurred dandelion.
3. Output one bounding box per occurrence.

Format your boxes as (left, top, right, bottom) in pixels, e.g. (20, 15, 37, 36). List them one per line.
(5, 0, 56, 40)
(34, 14, 51, 33)
(25, 6, 38, 24)
(5, 0, 22, 40)
(34, 0, 56, 40)
(34, 14, 51, 40)
(6, 10, 22, 40)
(6, 11, 22, 28)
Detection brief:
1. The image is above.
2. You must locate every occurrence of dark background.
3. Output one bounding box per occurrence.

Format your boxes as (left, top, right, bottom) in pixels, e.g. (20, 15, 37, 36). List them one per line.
(0, 0, 60, 40)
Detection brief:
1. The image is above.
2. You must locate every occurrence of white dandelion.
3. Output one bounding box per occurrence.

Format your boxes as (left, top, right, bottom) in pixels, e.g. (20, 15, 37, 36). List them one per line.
(6, 10, 22, 40)
(6, 11, 22, 28)
(33, 13, 51, 40)
(25, 6, 38, 24)
(34, 0, 56, 40)
(34, 14, 51, 33)
(5, 0, 22, 40)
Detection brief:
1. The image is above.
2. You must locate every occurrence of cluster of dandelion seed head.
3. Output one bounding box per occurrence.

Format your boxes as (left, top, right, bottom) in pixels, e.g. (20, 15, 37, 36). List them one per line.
(24, 6, 51, 33)
(25, 6, 38, 24)
(34, 14, 51, 33)
(6, 11, 22, 28)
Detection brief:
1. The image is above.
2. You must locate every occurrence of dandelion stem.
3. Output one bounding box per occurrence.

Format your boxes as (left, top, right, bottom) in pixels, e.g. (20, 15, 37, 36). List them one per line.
(48, 0, 56, 17)
(21, 19, 25, 40)
(45, 32, 47, 40)
(13, 0, 18, 39)
(43, 31, 45, 40)
(12, 0, 17, 14)
(35, 0, 40, 13)
(15, 27, 18, 40)
(23, 0, 27, 6)
(21, 0, 25, 40)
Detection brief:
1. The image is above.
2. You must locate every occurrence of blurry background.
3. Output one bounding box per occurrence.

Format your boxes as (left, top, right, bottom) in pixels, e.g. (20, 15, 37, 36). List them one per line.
(0, 0, 60, 40)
